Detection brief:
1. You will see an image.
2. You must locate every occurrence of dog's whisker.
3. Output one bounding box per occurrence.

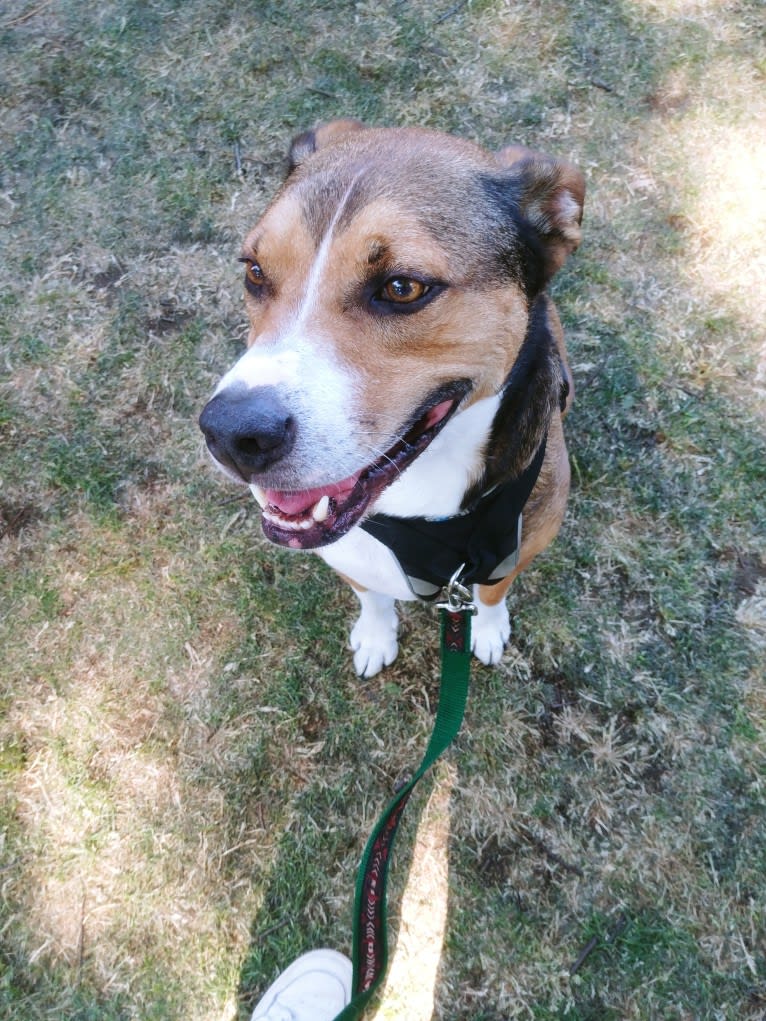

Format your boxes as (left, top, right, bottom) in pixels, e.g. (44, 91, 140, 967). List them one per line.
(359, 443, 407, 476)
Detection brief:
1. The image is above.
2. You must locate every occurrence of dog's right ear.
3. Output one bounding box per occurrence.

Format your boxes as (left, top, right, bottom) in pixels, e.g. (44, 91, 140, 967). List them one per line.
(287, 118, 367, 175)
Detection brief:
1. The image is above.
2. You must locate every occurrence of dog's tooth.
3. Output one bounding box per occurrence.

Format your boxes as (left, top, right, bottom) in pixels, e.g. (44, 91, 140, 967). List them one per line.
(263, 507, 313, 531)
(263, 508, 286, 526)
(250, 484, 267, 508)
(311, 494, 330, 523)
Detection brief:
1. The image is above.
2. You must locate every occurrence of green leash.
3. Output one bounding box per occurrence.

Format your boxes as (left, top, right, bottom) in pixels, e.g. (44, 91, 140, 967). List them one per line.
(334, 572, 475, 1020)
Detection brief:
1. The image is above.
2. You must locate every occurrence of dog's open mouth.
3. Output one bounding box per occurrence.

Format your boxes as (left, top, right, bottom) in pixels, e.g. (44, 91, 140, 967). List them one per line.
(252, 383, 469, 549)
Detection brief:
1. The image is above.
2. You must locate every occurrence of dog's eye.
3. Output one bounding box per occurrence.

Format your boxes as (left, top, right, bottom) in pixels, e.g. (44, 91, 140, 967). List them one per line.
(240, 258, 266, 295)
(380, 276, 429, 304)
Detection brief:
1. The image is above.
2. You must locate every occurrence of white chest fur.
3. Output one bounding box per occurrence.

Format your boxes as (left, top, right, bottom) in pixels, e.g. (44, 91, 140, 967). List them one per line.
(316, 395, 499, 598)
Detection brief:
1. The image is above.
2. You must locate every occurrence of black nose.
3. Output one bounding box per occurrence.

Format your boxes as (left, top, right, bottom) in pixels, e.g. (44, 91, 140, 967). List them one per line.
(199, 385, 296, 480)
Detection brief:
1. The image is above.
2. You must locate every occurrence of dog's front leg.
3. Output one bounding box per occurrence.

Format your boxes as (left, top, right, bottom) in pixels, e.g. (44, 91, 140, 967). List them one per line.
(472, 583, 512, 666)
(472, 570, 526, 665)
(340, 575, 399, 678)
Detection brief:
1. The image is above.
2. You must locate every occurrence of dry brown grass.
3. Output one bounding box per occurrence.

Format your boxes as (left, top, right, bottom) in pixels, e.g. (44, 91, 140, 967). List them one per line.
(1, 0, 765, 1019)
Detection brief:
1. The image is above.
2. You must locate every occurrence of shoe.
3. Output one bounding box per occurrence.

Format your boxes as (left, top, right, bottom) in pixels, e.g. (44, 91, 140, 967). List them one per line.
(250, 949, 353, 1021)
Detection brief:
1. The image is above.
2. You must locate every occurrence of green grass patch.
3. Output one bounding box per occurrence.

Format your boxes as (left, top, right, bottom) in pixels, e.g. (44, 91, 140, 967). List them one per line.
(1, 0, 764, 1018)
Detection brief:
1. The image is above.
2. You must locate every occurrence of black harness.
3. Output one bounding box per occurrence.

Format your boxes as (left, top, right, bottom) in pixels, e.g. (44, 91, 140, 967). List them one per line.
(361, 436, 547, 599)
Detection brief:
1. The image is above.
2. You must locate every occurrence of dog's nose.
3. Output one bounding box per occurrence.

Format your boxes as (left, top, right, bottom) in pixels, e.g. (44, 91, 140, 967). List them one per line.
(199, 385, 296, 479)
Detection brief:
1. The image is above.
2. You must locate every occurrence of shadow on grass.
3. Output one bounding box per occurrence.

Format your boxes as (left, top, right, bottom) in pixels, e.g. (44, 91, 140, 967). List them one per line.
(1, 0, 764, 1018)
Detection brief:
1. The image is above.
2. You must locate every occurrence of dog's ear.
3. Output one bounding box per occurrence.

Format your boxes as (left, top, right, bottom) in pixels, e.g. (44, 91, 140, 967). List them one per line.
(490, 147, 585, 283)
(287, 118, 367, 175)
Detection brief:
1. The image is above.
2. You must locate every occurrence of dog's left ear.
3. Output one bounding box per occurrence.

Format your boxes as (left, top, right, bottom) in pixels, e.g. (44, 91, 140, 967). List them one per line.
(491, 145, 586, 283)
(287, 118, 367, 175)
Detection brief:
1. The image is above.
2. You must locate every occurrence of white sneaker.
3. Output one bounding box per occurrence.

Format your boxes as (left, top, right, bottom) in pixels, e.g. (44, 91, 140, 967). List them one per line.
(250, 949, 353, 1021)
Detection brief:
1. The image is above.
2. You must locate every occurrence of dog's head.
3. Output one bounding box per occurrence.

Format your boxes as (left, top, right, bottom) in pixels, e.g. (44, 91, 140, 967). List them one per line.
(199, 120, 584, 548)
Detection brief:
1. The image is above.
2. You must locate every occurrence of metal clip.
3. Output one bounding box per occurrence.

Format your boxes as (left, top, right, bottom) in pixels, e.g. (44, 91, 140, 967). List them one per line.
(436, 563, 477, 614)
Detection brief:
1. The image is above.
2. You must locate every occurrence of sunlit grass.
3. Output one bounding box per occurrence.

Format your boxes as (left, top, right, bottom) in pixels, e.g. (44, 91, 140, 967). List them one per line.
(1, 0, 764, 1018)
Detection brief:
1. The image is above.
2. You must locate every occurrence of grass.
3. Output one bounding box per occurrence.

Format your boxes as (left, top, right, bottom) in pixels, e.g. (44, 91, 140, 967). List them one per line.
(1, 0, 764, 1018)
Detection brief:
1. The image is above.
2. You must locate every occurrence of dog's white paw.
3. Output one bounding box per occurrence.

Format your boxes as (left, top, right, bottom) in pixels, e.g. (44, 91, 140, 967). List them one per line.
(349, 591, 399, 678)
(471, 600, 511, 666)
(350, 627, 398, 678)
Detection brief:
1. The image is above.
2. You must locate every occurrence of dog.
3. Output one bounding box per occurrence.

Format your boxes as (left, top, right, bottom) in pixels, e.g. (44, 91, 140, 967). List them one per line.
(199, 120, 584, 677)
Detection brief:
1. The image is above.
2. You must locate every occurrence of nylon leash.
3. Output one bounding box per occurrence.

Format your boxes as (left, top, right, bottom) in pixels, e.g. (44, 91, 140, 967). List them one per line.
(333, 571, 475, 1021)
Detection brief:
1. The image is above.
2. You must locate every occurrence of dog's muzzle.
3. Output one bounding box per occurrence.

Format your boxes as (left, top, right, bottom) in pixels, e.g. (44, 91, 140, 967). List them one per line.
(199, 378, 470, 550)
(199, 384, 296, 481)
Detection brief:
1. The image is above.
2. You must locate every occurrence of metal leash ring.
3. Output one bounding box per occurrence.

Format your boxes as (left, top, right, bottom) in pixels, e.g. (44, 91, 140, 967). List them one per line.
(436, 563, 478, 615)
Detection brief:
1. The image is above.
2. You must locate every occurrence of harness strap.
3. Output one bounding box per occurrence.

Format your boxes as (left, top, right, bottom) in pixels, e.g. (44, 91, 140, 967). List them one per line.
(333, 605, 473, 1020)
(360, 436, 547, 599)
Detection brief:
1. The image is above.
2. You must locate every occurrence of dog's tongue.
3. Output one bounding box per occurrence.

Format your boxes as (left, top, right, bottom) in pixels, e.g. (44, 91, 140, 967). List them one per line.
(263, 473, 360, 516)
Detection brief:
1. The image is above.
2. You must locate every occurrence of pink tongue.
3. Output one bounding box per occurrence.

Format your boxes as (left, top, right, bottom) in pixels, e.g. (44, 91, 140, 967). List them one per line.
(423, 398, 454, 429)
(264, 472, 360, 516)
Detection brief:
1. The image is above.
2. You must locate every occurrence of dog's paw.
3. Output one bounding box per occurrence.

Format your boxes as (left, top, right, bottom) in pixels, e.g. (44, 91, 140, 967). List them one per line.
(349, 592, 399, 678)
(471, 600, 511, 666)
(349, 620, 398, 678)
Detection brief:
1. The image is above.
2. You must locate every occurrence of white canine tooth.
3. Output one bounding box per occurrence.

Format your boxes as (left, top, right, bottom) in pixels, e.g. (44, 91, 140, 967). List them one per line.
(312, 494, 330, 523)
(250, 484, 267, 508)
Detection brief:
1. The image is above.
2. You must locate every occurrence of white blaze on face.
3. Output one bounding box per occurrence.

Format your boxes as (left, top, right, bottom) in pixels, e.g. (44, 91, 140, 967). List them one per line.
(213, 346, 301, 395)
(213, 175, 370, 487)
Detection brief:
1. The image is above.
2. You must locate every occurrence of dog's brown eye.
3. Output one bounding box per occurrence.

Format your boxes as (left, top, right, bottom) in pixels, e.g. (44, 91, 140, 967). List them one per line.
(381, 277, 428, 304)
(239, 256, 268, 297)
(244, 259, 265, 289)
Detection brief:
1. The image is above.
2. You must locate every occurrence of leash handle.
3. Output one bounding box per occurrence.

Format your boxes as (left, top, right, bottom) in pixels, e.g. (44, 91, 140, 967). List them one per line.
(333, 606, 472, 1021)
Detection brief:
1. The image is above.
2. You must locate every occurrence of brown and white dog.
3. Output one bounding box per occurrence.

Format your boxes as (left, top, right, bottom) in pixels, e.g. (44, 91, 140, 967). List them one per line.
(199, 120, 584, 677)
